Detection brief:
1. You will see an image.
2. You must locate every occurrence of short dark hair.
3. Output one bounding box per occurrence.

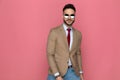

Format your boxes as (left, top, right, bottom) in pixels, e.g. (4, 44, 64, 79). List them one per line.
(63, 4, 76, 12)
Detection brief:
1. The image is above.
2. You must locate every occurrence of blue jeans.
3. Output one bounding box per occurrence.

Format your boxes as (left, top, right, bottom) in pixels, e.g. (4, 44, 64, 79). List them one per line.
(47, 68, 80, 80)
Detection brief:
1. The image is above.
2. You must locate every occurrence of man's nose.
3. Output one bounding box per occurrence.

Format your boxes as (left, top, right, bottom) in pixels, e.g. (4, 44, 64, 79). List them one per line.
(68, 16, 71, 19)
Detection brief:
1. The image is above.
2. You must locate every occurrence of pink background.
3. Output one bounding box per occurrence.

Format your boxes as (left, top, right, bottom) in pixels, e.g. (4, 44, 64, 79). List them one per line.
(0, 0, 120, 80)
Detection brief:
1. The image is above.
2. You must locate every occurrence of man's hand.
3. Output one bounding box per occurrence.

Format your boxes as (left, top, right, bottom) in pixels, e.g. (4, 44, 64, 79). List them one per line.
(56, 76, 63, 80)
(80, 74, 84, 80)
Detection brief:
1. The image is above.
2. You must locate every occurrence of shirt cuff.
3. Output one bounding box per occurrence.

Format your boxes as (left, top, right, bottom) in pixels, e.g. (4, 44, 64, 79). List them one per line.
(79, 71, 83, 74)
(54, 72, 60, 77)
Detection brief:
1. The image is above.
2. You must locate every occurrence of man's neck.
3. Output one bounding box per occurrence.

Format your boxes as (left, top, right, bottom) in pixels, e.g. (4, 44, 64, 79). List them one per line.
(63, 23, 72, 28)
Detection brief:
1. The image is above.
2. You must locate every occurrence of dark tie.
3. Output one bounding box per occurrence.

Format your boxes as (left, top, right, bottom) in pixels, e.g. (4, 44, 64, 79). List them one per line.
(67, 28, 71, 47)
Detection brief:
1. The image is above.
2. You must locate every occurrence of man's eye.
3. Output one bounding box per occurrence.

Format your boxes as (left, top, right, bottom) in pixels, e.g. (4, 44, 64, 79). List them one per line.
(64, 15, 69, 18)
(70, 16, 75, 19)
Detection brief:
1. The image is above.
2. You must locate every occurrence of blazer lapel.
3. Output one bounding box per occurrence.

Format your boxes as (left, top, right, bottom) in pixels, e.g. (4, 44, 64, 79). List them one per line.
(59, 25, 69, 52)
(70, 28, 77, 53)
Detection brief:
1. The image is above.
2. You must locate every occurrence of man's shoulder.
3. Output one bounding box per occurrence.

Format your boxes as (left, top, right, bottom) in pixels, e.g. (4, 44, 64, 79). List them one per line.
(74, 28, 82, 36)
(50, 24, 62, 32)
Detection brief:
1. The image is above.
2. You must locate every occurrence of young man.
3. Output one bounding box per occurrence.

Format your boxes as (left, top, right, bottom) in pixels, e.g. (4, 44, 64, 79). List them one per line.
(47, 4, 84, 80)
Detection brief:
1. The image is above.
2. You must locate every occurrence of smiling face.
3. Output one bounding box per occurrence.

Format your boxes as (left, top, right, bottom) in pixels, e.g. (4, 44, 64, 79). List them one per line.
(63, 8, 75, 27)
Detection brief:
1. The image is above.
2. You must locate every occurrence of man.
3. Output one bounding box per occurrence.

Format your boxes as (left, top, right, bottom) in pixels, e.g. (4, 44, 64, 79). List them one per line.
(47, 4, 84, 80)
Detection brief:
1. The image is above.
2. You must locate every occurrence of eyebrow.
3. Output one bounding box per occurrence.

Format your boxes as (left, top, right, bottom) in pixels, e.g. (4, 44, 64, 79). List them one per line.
(64, 14, 75, 16)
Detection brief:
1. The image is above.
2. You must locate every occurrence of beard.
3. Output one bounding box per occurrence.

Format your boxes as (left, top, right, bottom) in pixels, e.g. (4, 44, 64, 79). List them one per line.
(64, 19, 75, 26)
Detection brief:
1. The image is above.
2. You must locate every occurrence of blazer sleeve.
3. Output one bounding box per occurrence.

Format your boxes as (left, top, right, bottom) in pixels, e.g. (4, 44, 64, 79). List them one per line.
(46, 29, 59, 74)
(76, 31, 83, 71)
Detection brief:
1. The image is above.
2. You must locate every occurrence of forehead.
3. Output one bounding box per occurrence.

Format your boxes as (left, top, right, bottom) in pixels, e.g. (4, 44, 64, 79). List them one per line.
(63, 8, 75, 14)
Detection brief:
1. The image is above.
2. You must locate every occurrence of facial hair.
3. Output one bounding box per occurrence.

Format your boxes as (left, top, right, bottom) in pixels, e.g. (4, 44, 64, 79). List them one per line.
(64, 19, 75, 26)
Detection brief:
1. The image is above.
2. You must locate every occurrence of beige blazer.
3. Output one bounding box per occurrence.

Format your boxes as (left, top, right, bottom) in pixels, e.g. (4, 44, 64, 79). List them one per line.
(46, 24, 83, 76)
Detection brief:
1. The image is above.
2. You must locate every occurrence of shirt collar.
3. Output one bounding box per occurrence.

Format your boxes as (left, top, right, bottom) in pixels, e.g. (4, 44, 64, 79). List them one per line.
(63, 23, 72, 31)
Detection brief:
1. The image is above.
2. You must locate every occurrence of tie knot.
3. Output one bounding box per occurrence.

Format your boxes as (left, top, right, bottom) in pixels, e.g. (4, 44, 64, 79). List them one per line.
(67, 28, 71, 32)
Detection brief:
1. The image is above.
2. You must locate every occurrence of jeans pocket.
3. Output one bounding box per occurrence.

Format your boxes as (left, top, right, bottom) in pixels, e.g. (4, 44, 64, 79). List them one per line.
(47, 74, 55, 80)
